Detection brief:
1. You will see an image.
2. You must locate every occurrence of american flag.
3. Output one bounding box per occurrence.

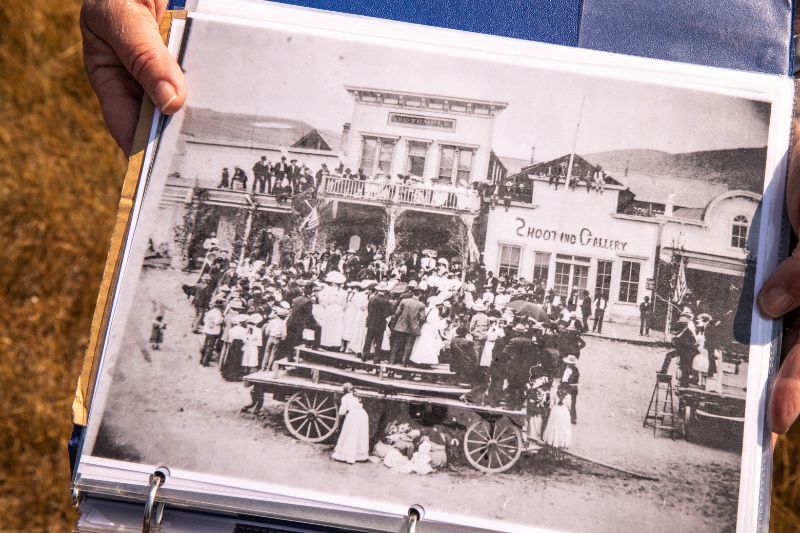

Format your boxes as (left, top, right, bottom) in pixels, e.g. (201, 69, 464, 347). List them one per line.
(673, 259, 688, 304)
(300, 207, 319, 230)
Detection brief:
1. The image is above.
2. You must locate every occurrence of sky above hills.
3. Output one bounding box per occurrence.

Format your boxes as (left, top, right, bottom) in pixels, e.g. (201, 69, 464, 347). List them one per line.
(182, 17, 771, 162)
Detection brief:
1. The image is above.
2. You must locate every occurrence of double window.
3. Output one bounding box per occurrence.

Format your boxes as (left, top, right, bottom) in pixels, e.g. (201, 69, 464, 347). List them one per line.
(731, 215, 748, 249)
(438, 145, 474, 184)
(406, 141, 429, 177)
(532, 251, 551, 283)
(618, 261, 641, 303)
(359, 136, 396, 177)
(498, 244, 522, 278)
(553, 254, 590, 298)
(595, 260, 613, 297)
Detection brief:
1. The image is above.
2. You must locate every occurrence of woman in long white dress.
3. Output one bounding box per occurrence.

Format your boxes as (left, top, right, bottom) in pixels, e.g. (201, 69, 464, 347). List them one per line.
(542, 385, 572, 459)
(320, 275, 347, 350)
(409, 303, 444, 366)
(332, 383, 370, 464)
(342, 284, 369, 354)
(241, 314, 263, 372)
(348, 285, 370, 356)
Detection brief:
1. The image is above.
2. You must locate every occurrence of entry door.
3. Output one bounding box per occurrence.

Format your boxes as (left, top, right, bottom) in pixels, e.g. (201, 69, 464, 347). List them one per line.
(553, 255, 590, 297)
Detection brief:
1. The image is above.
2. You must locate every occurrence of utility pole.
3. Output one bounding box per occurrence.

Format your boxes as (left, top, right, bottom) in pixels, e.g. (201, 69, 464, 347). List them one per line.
(565, 96, 586, 189)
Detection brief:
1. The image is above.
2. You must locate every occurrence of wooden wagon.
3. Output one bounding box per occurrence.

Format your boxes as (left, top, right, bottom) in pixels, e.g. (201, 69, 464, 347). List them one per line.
(244, 346, 528, 473)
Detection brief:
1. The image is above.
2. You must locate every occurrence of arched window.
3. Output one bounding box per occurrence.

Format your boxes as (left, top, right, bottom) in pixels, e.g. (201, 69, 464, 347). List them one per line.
(731, 215, 748, 249)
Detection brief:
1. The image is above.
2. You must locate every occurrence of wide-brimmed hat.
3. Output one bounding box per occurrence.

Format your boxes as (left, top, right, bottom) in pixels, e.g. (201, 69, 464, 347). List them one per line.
(512, 323, 529, 333)
(472, 302, 486, 312)
(408, 280, 418, 288)
(678, 316, 691, 324)
(375, 282, 389, 291)
(274, 308, 289, 318)
(278, 300, 290, 309)
(563, 355, 579, 365)
(247, 313, 263, 324)
(232, 313, 249, 324)
(325, 271, 346, 284)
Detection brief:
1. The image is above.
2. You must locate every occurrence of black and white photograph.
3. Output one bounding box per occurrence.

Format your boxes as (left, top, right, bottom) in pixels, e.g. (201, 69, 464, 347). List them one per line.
(77, 7, 787, 532)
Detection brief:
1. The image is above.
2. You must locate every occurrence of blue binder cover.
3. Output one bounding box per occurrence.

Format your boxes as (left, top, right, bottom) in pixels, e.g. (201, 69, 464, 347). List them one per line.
(166, 0, 794, 74)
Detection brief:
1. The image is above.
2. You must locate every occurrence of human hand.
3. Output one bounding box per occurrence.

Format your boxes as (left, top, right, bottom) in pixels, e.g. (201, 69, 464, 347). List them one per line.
(757, 120, 800, 437)
(80, 0, 186, 155)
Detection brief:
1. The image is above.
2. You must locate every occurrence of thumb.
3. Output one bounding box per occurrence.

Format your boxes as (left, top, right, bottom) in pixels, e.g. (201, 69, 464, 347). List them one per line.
(770, 343, 800, 433)
(757, 244, 800, 319)
(84, 0, 185, 114)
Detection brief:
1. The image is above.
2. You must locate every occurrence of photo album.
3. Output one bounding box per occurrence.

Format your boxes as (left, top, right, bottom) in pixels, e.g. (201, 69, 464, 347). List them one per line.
(71, 1, 794, 531)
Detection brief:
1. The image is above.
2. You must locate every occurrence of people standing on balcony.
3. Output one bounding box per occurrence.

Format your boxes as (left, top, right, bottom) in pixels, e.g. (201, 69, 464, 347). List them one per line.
(315, 163, 329, 189)
(287, 159, 301, 193)
(273, 156, 288, 189)
(218, 167, 230, 188)
(231, 166, 248, 191)
(252, 156, 270, 194)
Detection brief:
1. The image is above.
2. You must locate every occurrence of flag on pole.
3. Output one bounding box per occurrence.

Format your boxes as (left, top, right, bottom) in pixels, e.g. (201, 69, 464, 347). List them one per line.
(385, 223, 396, 257)
(673, 259, 688, 304)
(467, 228, 481, 263)
(300, 207, 319, 231)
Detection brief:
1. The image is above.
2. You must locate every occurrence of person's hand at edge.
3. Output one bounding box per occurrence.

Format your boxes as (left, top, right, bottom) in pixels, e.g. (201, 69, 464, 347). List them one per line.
(757, 119, 800, 441)
(80, 0, 186, 156)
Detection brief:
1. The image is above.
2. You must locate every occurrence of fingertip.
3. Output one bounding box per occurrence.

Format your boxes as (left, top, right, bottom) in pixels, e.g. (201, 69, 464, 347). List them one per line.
(757, 285, 794, 319)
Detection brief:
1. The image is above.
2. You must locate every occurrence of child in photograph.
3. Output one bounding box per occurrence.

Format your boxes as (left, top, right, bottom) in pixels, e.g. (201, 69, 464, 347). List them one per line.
(542, 384, 572, 459)
(262, 306, 288, 371)
(149, 315, 166, 350)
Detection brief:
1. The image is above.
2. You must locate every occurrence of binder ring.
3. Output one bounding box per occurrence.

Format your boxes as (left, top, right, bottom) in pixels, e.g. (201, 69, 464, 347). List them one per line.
(407, 505, 423, 533)
(142, 470, 167, 533)
(71, 486, 82, 509)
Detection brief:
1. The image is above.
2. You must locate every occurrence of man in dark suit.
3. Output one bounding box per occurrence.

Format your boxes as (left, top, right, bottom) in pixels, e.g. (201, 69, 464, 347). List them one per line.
(639, 296, 651, 336)
(566, 285, 579, 313)
(390, 289, 426, 365)
(288, 159, 301, 193)
(284, 282, 319, 358)
(273, 156, 288, 194)
(252, 156, 269, 194)
(363, 283, 393, 361)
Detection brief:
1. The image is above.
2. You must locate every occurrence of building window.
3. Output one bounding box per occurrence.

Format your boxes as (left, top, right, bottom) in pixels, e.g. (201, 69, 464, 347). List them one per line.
(406, 141, 428, 177)
(553, 255, 590, 298)
(498, 244, 522, 278)
(595, 260, 612, 297)
(532, 252, 551, 283)
(619, 261, 641, 303)
(437, 145, 474, 184)
(359, 137, 396, 177)
(731, 215, 748, 249)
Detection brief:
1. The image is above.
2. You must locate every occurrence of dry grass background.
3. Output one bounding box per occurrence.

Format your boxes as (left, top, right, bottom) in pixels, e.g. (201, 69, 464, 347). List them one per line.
(0, 0, 798, 532)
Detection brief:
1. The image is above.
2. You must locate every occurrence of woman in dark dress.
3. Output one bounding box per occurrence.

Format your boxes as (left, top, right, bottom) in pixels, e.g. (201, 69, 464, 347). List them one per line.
(221, 314, 247, 381)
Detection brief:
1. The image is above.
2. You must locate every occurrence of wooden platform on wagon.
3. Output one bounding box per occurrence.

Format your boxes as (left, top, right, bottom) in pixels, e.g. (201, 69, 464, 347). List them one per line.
(244, 371, 525, 416)
(295, 346, 456, 383)
(275, 357, 471, 397)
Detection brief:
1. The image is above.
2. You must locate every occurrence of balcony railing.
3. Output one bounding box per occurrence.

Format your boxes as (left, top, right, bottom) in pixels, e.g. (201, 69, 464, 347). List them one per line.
(320, 176, 481, 212)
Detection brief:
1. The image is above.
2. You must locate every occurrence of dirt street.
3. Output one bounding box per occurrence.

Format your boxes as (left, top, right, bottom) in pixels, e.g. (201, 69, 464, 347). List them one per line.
(92, 268, 741, 532)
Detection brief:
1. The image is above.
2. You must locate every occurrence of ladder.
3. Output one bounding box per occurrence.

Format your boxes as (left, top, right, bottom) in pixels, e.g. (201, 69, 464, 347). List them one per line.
(643, 372, 676, 438)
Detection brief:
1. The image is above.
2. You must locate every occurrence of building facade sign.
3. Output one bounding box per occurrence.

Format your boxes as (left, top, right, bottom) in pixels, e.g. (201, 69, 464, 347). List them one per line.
(514, 217, 629, 252)
(388, 112, 456, 131)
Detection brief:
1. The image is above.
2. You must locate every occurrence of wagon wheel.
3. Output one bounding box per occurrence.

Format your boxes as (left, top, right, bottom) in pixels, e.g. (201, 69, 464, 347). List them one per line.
(283, 391, 340, 443)
(463, 418, 522, 473)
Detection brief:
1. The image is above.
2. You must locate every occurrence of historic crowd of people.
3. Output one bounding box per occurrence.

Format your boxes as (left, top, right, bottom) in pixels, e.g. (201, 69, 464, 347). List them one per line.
(177, 235, 599, 463)
(168, 219, 728, 470)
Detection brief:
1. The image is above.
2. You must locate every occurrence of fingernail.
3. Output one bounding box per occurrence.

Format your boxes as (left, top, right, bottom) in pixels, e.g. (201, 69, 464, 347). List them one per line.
(153, 80, 178, 113)
(759, 286, 793, 318)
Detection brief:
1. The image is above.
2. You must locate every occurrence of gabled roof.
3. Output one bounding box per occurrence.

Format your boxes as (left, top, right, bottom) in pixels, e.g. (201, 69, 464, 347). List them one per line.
(514, 154, 624, 186)
(292, 128, 341, 152)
